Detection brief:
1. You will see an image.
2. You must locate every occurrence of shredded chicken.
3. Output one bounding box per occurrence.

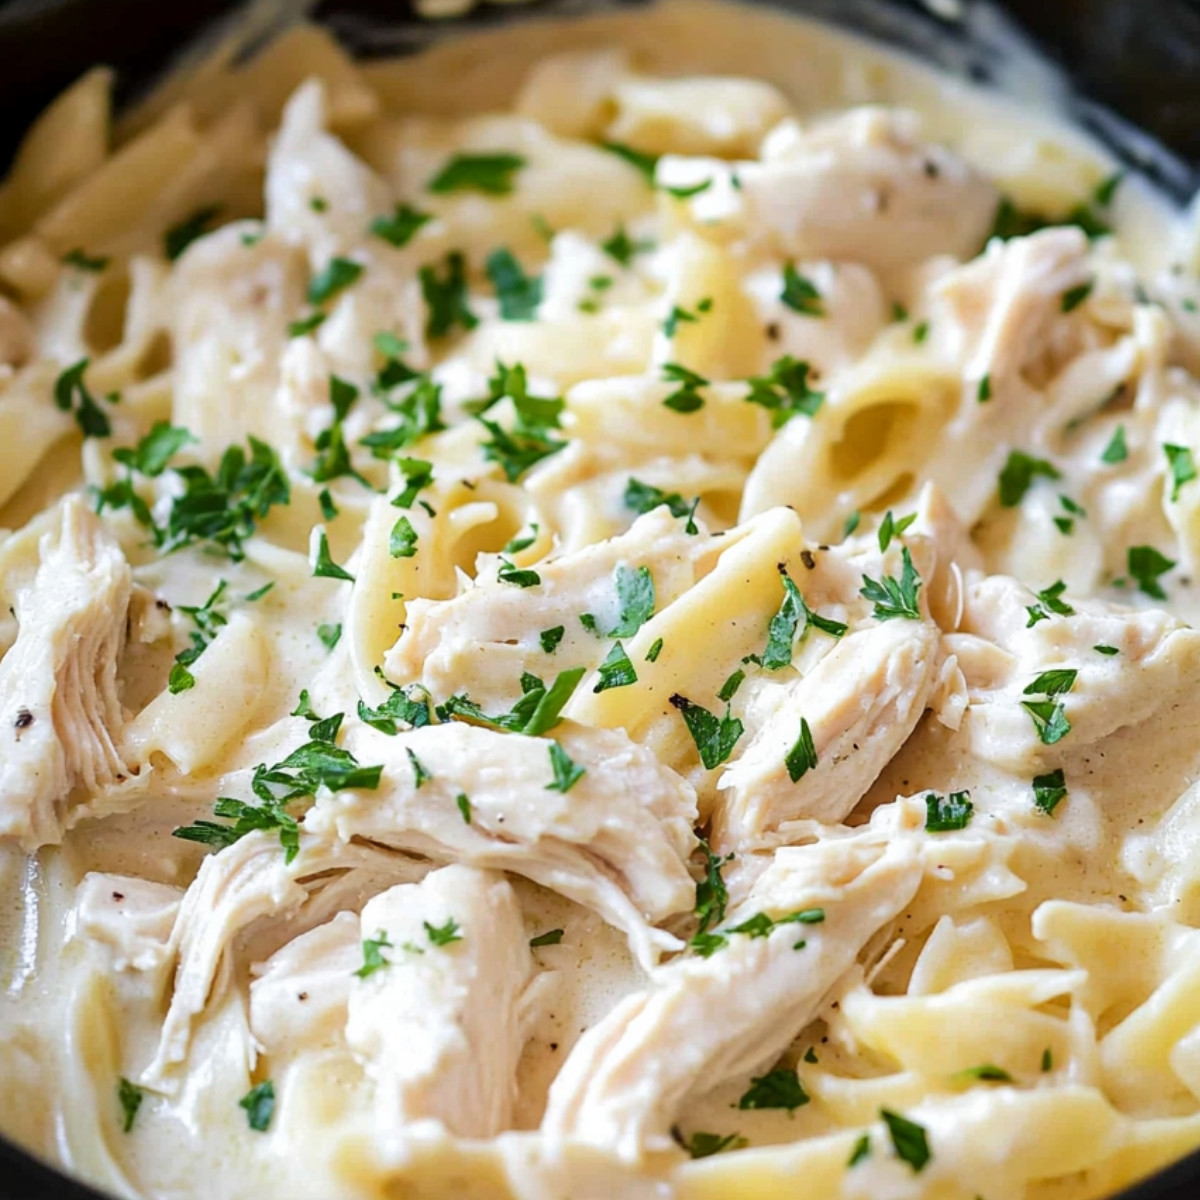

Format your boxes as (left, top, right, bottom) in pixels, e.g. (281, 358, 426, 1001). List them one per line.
(346, 866, 534, 1145)
(309, 720, 699, 969)
(0, 497, 134, 850)
(541, 835, 923, 1160)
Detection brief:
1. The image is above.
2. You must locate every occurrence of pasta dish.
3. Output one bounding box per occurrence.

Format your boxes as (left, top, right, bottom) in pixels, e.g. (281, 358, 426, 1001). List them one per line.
(2, 2, 1200, 1197)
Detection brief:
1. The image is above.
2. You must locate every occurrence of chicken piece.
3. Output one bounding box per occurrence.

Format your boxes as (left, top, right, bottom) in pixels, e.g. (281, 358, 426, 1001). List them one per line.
(145, 832, 427, 1086)
(713, 616, 940, 853)
(249, 911, 360, 1057)
(310, 720, 699, 970)
(0, 497, 134, 850)
(952, 573, 1200, 773)
(541, 836, 923, 1161)
(737, 107, 997, 277)
(384, 507, 705, 719)
(932, 226, 1093, 391)
(170, 222, 307, 457)
(70, 873, 182, 973)
(346, 866, 533, 1145)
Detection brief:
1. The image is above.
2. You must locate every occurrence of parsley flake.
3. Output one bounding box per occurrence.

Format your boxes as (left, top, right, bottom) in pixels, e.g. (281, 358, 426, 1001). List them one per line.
(498, 557, 540, 588)
(780, 263, 824, 316)
(117, 1078, 143, 1133)
(746, 356, 824, 427)
(420, 251, 478, 339)
(317, 623, 342, 651)
(599, 141, 659, 184)
(429, 153, 525, 195)
(239, 1082, 275, 1132)
(54, 358, 110, 438)
(312, 529, 354, 582)
(1094, 643, 1119, 656)
(954, 1063, 1013, 1083)
(546, 741, 586, 792)
(164, 205, 220, 260)
(392, 458, 435, 509)
(62, 247, 109, 272)
(609, 564, 655, 638)
(1061, 280, 1094, 312)
(370, 202, 432, 247)
(389, 516, 418, 558)
(1127, 545, 1176, 600)
(424, 918, 463, 947)
(308, 257, 363, 306)
(1033, 768, 1068, 815)
(999, 450, 1060, 507)
(925, 790, 973, 831)
(540, 626, 565, 653)
(681, 1130, 747, 1159)
(624, 477, 695, 519)
(878, 509, 917, 552)
(859, 547, 923, 621)
(661, 362, 708, 413)
(738, 1070, 809, 1113)
(354, 931, 393, 978)
(407, 747, 432, 787)
(1026, 579, 1075, 626)
(785, 718, 818, 782)
(530, 929, 564, 948)
(456, 793, 472, 824)
(486, 247, 542, 320)
(881, 1108, 931, 1173)
(646, 637, 664, 662)
(848, 1134, 871, 1167)
(670, 694, 743, 769)
(762, 568, 847, 669)
(1101, 425, 1128, 464)
(593, 642, 637, 692)
(1164, 443, 1198, 502)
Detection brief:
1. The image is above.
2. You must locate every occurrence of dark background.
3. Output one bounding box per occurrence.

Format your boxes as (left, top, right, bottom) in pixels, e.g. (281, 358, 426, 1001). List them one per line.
(0, 0, 1199, 1196)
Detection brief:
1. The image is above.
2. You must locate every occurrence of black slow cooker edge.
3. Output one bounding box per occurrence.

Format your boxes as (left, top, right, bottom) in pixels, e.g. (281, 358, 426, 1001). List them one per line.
(0, 0, 1198, 1198)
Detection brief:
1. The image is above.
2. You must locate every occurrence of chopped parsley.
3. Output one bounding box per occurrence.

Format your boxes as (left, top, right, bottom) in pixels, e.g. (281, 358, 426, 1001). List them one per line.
(593, 641, 637, 692)
(662, 179, 712, 200)
(601, 223, 653, 265)
(117, 1078, 143, 1133)
(599, 141, 659, 185)
(287, 312, 326, 338)
(1026, 579, 1075, 626)
(670, 694, 743, 770)
(954, 1063, 1013, 1083)
(624, 477, 695, 520)
(407, 748, 432, 787)
(62, 247, 109, 272)
(1033, 768, 1068, 816)
(239, 1081, 275, 1132)
(112, 421, 194, 476)
(978, 373, 992, 403)
(486, 247, 542, 320)
(695, 906, 824, 957)
(308, 257, 363, 306)
(661, 361, 708, 413)
(54, 358, 111, 438)
(312, 529, 354, 582)
(844, 509, 861, 538)
(420, 251, 478, 339)
(424, 918, 463, 947)
(785, 718, 818, 782)
(924, 790, 974, 831)
(429, 152, 525, 195)
(737, 1069, 809, 1113)
(169, 579, 230, 694)
(608, 564, 655, 638)
(662, 298, 712, 337)
(498, 557, 540, 587)
(317, 622, 342, 650)
(693, 840, 732, 937)
(880, 1108, 931, 1173)
(164, 205, 220, 260)
(1042, 1048, 1054, 1072)
(1101, 424, 1128, 464)
(1061, 280, 1094, 313)
(1164, 443, 1197, 502)
(913, 320, 930, 344)
(848, 1134, 871, 1167)
(530, 929, 564, 947)
(370, 202, 432, 247)
(878, 509, 917, 552)
(456, 793, 472, 824)
(357, 687, 433, 734)
(392, 457, 435, 509)
(539, 625, 565, 653)
(98, 434, 290, 562)
(780, 263, 824, 316)
(1127, 544, 1176, 600)
(173, 721, 382, 861)
(681, 1130, 747, 1159)
(1094, 643, 1119, 656)
(717, 669, 745, 703)
(646, 637, 664, 662)
(989, 175, 1121, 242)
(761, 567, 847, 669)
(745, 356, 824, 427)
(354, 931, 394, 978)
(998, 450, 1060, 507)
(389, 516, 418, 558)
(440, 667, 585, 736)
(546, 741, 586, 793)
(859, 547, 923, 621)
(361, 377, 446, 460)
(474, 361, 566, 481)
(1021, 669, 1077, 746)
